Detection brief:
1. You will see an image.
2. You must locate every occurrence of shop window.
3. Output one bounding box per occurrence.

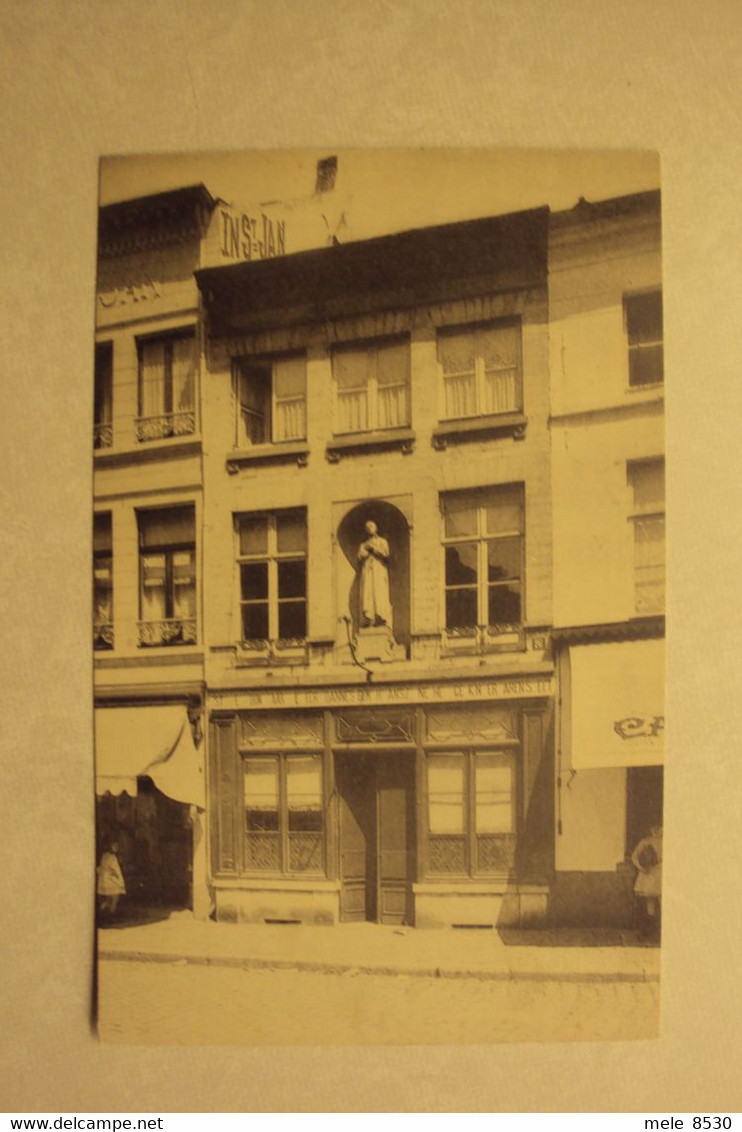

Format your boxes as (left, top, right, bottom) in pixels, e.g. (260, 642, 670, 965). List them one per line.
(137, 331, 197, 441)
(441, 484, 524, 649)
(234, 354, 307, 446)
(237, 509, 307, 655)
(93, 512, 113, 650)
(332, 337, 410, 434)
(437, 320, 522, 421)
(628, 460, 665, 614)
(427, 750, 516, 876)
(94, 342, 113, 449)
(625, 291, 663, 387)
(138, 506, 197, 646)
(244, 753, 324, 873)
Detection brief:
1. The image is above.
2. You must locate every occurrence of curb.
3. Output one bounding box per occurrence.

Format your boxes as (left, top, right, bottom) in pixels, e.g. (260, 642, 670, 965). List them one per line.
(99, 949, 660, 985)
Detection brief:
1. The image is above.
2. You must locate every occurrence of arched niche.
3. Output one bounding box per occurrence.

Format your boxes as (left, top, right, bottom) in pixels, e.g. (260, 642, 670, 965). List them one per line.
(337, 500, 410, 651)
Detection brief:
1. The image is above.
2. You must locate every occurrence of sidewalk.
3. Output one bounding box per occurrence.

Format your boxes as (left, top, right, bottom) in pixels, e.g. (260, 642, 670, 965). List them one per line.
(97, 915, 661, 984)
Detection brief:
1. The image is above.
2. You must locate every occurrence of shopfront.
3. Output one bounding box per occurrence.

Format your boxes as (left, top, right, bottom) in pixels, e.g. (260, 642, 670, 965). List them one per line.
(209, 674, 555, 928)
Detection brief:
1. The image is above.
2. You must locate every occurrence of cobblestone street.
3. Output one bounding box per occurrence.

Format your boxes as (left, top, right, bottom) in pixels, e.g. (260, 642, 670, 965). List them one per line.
(98, 956, 660, 1045)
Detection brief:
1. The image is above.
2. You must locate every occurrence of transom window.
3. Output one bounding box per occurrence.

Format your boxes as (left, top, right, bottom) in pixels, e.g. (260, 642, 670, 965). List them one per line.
(137, 331, 197, 441)
(628, 460, 665, 614)
(427, 750, 516, 876)
(438, 320, 521, 421)
(93, 513, 113, 650)
(332, 338, 410, 434)
(442, 485, 524, 635)
(237, 510, 307, 645)
(243, 753, 324, 873)
(625, 291, 663, 388)
(234, 354, 306, 446)
(138, 506, 196, 646)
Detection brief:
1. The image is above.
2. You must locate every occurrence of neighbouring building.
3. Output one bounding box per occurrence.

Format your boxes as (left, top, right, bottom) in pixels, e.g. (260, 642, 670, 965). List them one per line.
(549, 190, 664, 926)
(92, 166, 664, 930)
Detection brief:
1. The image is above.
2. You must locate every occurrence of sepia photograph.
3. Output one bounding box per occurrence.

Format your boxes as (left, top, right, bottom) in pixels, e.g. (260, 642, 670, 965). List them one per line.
(92, 148, 664, 1045)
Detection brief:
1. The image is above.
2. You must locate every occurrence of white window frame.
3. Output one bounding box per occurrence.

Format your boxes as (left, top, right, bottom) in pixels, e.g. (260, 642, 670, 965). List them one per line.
(628, 459, 665, 615)
(236, 510, 308, 647)
(233, 355, 307, 447)
(331, 337, 410, 435)
(437, 319, 522, 422)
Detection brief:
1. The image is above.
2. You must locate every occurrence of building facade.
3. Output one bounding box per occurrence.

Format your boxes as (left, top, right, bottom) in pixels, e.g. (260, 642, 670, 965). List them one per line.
(92, 173, 664, 930)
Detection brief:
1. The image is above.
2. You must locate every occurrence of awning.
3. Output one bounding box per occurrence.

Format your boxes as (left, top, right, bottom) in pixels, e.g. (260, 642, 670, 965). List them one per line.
(95, 705, 205, 808)
(568, 638, 664, 769)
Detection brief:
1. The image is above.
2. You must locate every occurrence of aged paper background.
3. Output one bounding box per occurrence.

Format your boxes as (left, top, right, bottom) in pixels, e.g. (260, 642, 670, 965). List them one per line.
(2, 0, 741, 1113)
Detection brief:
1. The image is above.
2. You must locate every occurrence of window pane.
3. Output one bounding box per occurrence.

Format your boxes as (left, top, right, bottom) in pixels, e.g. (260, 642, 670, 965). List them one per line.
(378, 382, 410, 428)
(94, 556, 112, 621)
(140, 340, 166, 416)
(446, 588, 478, 630)
(288, 833, 323, 871)
(629, 343, 663, 387)
(443, 497, 479, 538)
(428, 755, 465, 833)
(485, 488, 523, 533)
(240, 561, 268, 601)
(287, 756, 322, 831)
(278, 601, 307, 640)
(238, 367, 270, 444)
(438, 329, 475, 375)
(443, 373, 477, 418)
(278, 558, 306, 599)
(445, 543, 478, 585)
(244, 757, 279, 829)
(630, 461, 665, 513)
(141, 553, 167, 619)
(479, 323, 519, 370)
(94, 343, 113, 426)
(242, 603, 269, 640)
(274, 355, 306, 398)
(93, 513, 112, 552)
(333, 347, 370, 391)
(245, 835, 280, 871)
(239, 516, 268, 556)
(487, 537, 521, 581)
(626, 292, 663, 346)
(487, 584, 521, 625)
(172, 550, 196, 618)
(336, 387, 368, 432)
(475, 754, 513, 833)
(139, 506, 195, 548)
(171, 336, 196, 412)
(276, 511, 307, 553)
(274, 397, 306, 442)
(376, 341, 409, 387)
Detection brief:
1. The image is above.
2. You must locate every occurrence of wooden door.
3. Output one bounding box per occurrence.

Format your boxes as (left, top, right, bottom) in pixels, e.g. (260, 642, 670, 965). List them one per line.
(376, 755, 415, 926)
(337, 756, 376, 922)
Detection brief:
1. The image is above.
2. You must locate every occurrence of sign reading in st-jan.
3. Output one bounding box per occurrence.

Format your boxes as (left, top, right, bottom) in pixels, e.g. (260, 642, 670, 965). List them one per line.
(213, 206, 288, 263)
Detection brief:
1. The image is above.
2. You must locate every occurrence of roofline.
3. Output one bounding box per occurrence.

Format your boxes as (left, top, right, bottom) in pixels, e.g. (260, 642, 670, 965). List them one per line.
(550, 188, 661, 230)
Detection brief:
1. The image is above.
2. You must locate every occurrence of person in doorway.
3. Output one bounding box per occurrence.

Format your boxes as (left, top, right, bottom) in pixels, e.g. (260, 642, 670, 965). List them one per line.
(97, 841, 126, 922)
(357, 520, 393, 631)
(631, 825, 663, 941)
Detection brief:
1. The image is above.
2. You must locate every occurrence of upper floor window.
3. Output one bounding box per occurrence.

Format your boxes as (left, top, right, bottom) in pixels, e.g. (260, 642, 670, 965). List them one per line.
(94, 342, 113, 449)
(93, 513, 113, 650)
(625, 291, 663, 387)
(332, 338, 410, 435)
(441, 485, 524, 643)
(138, 505, 197, 646)
(234, 355, 306, 446)
(237, 509, 307, 649)
(628, 460, 665, 614)
(137, 331, 197, 442)
(437, 321, 522, 421)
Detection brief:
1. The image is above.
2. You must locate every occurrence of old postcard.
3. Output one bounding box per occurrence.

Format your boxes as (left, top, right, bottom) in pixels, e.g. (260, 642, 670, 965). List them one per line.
(92, 148, 663, 1044)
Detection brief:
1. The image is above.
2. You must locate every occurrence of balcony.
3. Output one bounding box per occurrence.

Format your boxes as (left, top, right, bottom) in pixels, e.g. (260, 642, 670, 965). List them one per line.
(236, 637, 309, 667)
(441, 624, 525, 656)
(138, 618, 198, 647)
(135, 411, 196, 442)
(93, 621, 114, 650)
(93, 423, 113, 449)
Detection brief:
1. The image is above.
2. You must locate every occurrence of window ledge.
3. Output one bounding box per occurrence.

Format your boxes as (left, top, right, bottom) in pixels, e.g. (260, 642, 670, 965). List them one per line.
(94, 436, 202, 467)
(226, 442, 309, 472)
(432, 413, 526, 449)
(326, 428, 415, 462)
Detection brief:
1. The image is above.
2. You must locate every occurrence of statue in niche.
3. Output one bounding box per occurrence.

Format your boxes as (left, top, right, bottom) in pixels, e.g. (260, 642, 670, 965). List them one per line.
(357, 520, 393, 632)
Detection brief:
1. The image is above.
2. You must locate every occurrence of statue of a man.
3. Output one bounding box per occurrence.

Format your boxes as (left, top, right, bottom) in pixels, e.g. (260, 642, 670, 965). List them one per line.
(358, 520, 393, 630)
